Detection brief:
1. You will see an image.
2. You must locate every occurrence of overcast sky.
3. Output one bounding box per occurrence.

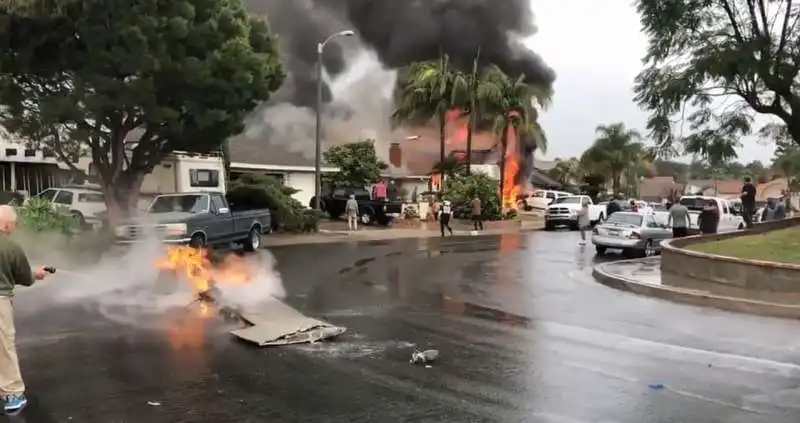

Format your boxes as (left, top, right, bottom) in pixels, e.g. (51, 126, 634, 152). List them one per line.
(526, 0, 776, 164)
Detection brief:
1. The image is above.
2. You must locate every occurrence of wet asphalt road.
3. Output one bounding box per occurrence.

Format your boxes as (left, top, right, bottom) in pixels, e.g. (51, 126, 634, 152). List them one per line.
(7, 231, 800, 423)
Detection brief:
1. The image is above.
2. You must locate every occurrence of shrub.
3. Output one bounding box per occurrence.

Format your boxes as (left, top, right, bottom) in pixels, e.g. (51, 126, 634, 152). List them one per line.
(16, 197, 75, 234)
(227, 174, 319, 233)
(441, 173, 503, 220)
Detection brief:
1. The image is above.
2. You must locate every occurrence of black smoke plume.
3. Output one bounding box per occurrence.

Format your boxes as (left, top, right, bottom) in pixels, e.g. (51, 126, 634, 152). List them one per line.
(246, 0, 554, 107)
(243, 0, 554, 180)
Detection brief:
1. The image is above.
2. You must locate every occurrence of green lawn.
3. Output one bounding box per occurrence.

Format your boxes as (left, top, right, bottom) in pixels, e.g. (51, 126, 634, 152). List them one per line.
(687, 226, 800, 263)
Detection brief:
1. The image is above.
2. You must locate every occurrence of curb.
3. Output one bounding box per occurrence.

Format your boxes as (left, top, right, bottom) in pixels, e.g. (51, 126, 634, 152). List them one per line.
(592, 259, 800, 320)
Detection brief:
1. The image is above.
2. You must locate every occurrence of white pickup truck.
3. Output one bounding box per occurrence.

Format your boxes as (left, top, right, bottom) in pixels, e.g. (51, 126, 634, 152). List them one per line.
(544, 195, 606, 230)
(677, 196, 745, 233)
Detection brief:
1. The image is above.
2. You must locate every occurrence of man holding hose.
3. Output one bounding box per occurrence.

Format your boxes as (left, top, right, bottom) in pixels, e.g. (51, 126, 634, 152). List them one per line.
(0, 205, 49, 413)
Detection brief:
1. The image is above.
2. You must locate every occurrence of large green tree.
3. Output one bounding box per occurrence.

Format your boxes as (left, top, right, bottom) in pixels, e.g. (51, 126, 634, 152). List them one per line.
(480, 65, 550, 208)
(581, 123, 645, 194)
(0, 0, 283, 220)
(635, 0, 800, 155)
(392, 55, 468, 165)
(323, 140, 387, 188)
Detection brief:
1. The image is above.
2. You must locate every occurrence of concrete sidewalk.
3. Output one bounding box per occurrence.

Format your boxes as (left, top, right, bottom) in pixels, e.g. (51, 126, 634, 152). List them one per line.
(263, 220, 543, 247)
(592, 257, 800, 319)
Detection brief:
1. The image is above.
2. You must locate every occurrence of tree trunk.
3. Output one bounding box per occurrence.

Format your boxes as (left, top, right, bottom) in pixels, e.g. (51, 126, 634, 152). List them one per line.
(439, 114, 446, 165)
(611, 172, 621, 196)
(466, 114, 474, 175)
(498, 122, 509, 210)
(102, 170, 145, 226)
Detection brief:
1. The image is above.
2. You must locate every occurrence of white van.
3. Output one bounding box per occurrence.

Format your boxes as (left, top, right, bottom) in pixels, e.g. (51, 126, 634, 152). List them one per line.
(677, 196, 745, 232)
(522, 190, 572, 211)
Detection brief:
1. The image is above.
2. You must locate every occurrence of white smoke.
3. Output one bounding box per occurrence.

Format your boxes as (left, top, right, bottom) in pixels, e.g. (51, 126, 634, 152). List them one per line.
(243, 48, 401, 162)
(19, 233, 286, 329)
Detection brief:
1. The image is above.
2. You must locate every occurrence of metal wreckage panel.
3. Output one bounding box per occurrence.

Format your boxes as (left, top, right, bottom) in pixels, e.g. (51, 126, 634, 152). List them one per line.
(217, 296, 346, 347)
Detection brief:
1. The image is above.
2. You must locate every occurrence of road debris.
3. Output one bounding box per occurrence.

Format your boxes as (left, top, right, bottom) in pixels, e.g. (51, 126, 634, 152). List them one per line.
(410, 349, 440, 365)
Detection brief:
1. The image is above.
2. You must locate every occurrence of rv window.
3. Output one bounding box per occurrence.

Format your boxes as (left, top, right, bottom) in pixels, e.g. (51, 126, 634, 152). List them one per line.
(78, 193, 104, 203)
(189, 169, 220, 188)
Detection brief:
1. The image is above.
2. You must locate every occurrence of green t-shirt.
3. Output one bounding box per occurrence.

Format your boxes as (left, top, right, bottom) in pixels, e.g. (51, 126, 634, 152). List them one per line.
(0, 236, 34, 296)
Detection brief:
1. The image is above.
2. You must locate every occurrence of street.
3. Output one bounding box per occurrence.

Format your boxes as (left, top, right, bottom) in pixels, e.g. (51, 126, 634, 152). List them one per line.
(8, 231, 800, 423)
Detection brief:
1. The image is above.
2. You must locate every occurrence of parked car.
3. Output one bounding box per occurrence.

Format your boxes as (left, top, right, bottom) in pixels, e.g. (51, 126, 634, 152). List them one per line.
(115, 192, 271, 250)
(592, 211, 672, 257)
(34, 186, 107, 228)
(544, 195, 606, 230)
(677, 195, 745, 233)
(321, 187, 403, 226)
(521, 190, 572, 211)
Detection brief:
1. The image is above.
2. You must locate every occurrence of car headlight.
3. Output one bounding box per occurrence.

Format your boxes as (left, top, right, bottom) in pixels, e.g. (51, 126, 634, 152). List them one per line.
(163, 223, 187, 236)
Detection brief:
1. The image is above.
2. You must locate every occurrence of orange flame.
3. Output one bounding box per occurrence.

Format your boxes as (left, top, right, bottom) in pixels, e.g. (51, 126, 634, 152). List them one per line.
(445, 108, 468, 145)
(502, 114, 522, 210)
(155, 246, 253, 294)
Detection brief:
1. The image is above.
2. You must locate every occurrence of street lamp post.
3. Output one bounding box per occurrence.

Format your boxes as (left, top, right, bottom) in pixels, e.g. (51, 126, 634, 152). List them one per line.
(314, 29, 355, 211)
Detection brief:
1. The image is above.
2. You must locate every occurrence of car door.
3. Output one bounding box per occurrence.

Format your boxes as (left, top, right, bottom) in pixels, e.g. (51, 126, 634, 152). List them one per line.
(718, 200, 732, 231)
(52, 190, 74, 214)
(644, 214, 667, 246)
(208, 193, 234, 242)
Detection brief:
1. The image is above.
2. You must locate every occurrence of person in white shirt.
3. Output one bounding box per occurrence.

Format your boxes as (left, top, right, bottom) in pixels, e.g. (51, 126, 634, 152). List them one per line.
(577, 198, 590, 245)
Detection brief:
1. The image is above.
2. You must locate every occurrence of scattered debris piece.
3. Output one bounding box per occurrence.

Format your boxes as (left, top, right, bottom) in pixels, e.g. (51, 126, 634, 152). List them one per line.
(147, 401, 161, 406)
(647, 382, 664, 390)
(410, 349, 440, 365)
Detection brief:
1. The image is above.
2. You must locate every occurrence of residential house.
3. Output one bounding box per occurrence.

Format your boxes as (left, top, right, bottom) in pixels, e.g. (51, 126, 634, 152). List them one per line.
(0, 135, 71, 196)
(685, 179, 742, 199)
(638, 176, 684, 202)
(227, 135, 338, 208)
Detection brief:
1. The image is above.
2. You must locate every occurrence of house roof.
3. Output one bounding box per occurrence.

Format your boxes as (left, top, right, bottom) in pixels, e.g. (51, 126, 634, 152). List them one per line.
(531, 169, 561, 188)
(227, 135, 329, 168)
(638, 176, 682, 199)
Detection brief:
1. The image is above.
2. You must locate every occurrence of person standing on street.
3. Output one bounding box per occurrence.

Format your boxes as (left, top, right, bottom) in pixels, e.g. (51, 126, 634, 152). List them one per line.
(577, 197, 591, 245)
(439, 200, 453, 236)
(740, 176, 757, 228)
(0, 205, 49, 413)
(667, 201, 691, 237)
(469, 195, 483, 231)
(345, 194, 359, 232)
(698, 199, 720, 234)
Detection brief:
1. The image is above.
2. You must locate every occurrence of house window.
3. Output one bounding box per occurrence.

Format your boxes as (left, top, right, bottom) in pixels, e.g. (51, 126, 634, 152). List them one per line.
(4, 148, 17, 156)
(23, 149, 35, 157)
(189, 169, 220, 187)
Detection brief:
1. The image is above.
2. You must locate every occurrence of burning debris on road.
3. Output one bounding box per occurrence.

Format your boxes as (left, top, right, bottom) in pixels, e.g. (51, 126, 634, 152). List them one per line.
(156, 246, 346, 347)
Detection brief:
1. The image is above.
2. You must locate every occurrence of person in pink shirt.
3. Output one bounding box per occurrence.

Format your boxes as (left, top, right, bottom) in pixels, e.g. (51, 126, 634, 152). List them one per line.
(372, 179, 387, 201)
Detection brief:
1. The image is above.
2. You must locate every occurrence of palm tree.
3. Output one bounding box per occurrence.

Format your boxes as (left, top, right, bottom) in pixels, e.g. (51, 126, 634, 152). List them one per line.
(479, 65, 551, 207)
(582, 123, 644, 195)
(392, 55, 469, 165)
(549, 157, 581, 186)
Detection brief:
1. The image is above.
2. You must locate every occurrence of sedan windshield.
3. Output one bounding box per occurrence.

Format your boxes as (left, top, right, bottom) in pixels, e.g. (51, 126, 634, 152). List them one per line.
(605, 213, 643, 226)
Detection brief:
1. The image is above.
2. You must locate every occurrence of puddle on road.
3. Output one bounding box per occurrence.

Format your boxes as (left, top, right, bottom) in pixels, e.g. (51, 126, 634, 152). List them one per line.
(294, 335, 415, 358)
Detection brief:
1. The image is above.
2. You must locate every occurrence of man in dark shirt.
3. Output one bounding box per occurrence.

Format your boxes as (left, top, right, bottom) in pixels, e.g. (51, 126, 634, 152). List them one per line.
(606, 199, 622, 218)
(740, 176, 757, 228)
(698, 200, 720, 234)
(0, 206, 48, 413)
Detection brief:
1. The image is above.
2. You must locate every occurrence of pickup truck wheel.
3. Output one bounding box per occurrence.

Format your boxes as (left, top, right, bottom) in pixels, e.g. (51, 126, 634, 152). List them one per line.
(360, 212, 373, 225)
(189, 233, 206, 249)
(243, 227, 261, 252)
(595, 246, 606, 256)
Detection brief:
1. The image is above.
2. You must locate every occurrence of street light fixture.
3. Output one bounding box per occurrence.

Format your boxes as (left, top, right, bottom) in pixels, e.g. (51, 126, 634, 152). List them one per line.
(314, 30, 356, 211)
